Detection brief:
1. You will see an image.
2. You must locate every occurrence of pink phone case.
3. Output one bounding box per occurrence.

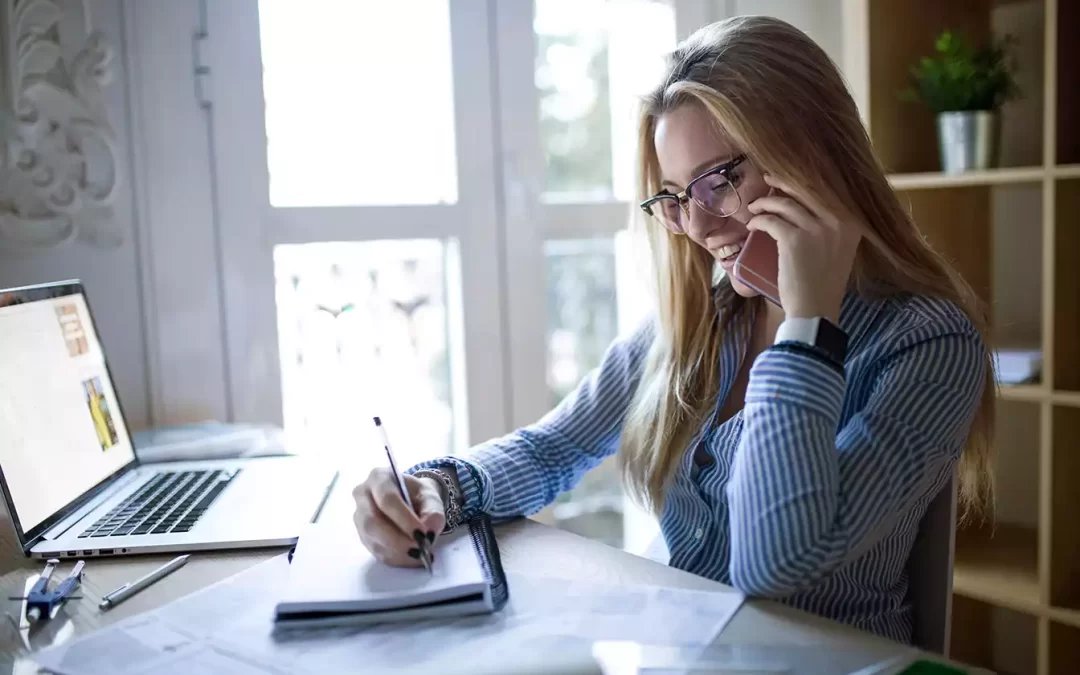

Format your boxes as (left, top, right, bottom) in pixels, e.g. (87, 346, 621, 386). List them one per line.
(733, 230, 781, 307)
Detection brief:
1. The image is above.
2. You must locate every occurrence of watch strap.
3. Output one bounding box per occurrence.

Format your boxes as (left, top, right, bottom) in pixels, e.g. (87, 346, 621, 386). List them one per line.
(774, 316, 849, 366)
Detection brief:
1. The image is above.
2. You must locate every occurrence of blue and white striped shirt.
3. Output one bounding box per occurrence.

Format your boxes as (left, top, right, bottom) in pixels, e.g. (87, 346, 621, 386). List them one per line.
(414, 290, 985, 644)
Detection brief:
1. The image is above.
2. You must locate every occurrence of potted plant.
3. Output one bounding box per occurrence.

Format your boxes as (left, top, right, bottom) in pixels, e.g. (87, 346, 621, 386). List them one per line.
(901, 31, 1019, 174)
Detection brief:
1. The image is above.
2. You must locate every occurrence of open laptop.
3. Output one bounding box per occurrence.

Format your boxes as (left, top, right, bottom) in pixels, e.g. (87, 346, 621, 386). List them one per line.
(0, 280, 338, 559)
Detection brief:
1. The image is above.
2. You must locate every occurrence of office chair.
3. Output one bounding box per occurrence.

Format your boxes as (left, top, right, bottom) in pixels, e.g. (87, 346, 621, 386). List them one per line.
(908, 473, 958, 655)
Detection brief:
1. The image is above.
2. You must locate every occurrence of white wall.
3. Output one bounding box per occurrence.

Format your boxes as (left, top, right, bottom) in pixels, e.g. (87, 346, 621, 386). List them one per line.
(0, 0, 151, 430)
(730, 0, 844, 66)
(0, 0, 232, 431)
(122, 0, 231, 427)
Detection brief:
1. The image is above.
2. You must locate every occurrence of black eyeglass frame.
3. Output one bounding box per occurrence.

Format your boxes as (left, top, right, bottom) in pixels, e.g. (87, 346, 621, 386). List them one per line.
(639, 154, 749, 228)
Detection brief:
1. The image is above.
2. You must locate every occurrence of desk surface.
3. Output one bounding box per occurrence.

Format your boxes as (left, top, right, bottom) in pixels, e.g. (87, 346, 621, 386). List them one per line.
(0, 473, 963, 674)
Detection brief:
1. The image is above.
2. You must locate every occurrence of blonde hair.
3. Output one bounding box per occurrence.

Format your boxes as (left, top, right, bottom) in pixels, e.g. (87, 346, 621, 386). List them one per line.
(618, 16, 995, 522)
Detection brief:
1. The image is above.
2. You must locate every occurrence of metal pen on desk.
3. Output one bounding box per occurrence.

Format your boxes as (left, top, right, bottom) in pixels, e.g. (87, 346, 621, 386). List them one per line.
(99, 555, 189, 611)
(373, 416, 433, 575)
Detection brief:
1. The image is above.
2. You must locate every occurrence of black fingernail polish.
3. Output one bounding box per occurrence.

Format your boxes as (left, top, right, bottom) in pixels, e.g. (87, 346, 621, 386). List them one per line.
(408, 548, 421, 559)
(426, 531, 435, 544)
(413, 530, 426, 546)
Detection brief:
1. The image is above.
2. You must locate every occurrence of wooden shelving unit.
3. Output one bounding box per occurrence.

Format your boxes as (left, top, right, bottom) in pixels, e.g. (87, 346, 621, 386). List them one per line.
(954, 524, 1041, 613)
(845, 0, 1080, 673)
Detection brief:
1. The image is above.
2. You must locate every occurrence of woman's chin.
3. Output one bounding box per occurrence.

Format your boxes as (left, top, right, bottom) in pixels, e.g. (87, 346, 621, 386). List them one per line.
(729, 275, 760, 299)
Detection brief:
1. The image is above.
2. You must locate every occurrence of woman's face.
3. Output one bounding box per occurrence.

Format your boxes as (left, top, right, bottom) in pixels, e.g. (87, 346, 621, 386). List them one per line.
(653, 104, 770, 298)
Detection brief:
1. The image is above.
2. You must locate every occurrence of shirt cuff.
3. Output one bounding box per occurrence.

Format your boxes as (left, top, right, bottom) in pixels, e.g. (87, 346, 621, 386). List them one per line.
(747, 345, 846, 419)
(408, 457, 487, 522)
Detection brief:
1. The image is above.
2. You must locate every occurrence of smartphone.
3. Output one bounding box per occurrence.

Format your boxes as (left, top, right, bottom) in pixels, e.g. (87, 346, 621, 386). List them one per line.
(733, 229, 781, 307)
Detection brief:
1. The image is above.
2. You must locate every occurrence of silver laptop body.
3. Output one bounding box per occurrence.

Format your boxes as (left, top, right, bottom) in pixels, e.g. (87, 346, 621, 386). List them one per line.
(0, 281, 337, 560)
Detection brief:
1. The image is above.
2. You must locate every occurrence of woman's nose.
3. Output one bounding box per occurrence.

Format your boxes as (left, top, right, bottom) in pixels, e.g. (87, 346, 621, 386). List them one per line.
(684, 200, 724, 240)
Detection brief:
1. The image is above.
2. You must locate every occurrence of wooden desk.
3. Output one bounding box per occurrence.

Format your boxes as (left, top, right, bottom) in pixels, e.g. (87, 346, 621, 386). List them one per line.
(0, 480, 965, 674)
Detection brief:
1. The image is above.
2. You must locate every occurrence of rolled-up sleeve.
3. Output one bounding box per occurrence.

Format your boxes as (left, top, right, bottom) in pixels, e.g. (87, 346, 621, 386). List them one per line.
(411, 319, 655, 520)
(727, 328, 985, 598)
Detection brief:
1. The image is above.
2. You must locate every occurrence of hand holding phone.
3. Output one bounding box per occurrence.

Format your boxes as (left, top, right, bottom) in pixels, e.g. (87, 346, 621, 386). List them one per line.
(739, 174, 861, 320)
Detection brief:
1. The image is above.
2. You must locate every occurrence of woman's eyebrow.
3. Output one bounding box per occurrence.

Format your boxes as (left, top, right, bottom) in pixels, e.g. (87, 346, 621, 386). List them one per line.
(659, 154, 735, 189)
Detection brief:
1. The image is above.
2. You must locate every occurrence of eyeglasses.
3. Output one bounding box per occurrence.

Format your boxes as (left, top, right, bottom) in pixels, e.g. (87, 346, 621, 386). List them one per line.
(639, 155, 748, 234)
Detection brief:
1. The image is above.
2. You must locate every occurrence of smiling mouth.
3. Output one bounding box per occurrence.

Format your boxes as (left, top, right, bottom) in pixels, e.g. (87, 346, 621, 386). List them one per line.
(716, 241, 744, 262)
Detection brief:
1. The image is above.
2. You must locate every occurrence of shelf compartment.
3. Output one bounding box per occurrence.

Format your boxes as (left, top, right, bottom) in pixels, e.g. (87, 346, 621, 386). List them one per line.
(1050, 406, 1080, 611)
(954, 399, 1041, 613)
(1051, 621, 1080, 675)
(954, 523, 1041, 611)
(1057, 0, 1080, 165)
(1053, 179, 1080, 391)
(900, 183, 1044, 354)
(950, 595, 1038, 675)
(866, 0, 1045, 174)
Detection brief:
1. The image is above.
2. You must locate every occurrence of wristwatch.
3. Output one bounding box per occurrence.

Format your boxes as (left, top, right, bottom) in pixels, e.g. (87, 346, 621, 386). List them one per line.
(774, 316, 849, 366)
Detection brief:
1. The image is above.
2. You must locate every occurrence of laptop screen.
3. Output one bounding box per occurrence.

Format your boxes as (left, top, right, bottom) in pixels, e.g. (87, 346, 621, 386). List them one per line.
(0, 284, 135, 535)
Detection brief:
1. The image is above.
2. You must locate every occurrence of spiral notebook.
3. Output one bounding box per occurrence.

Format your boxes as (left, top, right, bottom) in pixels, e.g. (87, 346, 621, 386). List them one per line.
(274, 516, 509, 629)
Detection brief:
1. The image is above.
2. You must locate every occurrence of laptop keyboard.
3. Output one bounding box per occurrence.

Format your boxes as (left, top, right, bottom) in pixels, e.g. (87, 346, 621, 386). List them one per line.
(79, 469, 241, 538)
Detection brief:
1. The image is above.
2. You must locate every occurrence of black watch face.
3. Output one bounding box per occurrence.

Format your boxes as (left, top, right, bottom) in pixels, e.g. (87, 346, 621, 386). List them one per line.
(817, 319, 849, 362)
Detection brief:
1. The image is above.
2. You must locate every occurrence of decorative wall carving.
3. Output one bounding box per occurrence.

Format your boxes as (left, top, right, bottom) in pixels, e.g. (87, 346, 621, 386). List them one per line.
(0, 0, 121, 250)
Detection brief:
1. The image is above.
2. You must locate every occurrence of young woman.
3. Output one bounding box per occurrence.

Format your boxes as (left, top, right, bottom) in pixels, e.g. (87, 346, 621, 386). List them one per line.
(352, 16, 994, 643)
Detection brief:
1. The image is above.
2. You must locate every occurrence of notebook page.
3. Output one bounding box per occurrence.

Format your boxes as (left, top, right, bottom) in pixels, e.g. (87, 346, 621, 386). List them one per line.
(277, 522, 488, 615)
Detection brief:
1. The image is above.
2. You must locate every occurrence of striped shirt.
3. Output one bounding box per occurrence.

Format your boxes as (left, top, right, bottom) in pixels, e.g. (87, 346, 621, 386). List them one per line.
(412, 290, 986, 644)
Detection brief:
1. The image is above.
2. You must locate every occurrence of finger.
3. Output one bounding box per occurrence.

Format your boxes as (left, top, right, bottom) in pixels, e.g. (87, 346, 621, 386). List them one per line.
(357, 493, 424, 567)
(762, 174, 836, 226)
(409, 477, 447, 543)
(351, 479, 372, 509)
(746, 214, 797, 245)
(369, 470, 427, 545)
(747, 195, 820, 233)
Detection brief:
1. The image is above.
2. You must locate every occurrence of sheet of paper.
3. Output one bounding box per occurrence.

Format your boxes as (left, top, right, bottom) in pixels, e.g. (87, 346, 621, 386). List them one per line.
(34, 554, 746, 675)
(591, 642, 921, 675)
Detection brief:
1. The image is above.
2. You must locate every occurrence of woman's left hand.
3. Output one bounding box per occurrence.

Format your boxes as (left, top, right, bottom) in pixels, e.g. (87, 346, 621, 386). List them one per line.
(745, 174, 862, 321)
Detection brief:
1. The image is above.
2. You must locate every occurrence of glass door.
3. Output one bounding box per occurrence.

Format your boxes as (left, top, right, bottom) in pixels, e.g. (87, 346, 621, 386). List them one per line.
(494, 0, 678, 550)
(204, 0, 508, 472)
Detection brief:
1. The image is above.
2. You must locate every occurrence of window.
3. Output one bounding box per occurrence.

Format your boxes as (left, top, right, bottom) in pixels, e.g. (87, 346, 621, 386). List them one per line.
(535, 0, 676, 201)
(209, 0, 688, 552)
(274, 240, 457, 470)
(545, 238, 619, 408)
(259, 0, 458, 207)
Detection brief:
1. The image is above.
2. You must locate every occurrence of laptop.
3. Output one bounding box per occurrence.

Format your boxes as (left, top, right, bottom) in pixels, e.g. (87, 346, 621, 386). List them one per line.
(0, 281, 338, 559)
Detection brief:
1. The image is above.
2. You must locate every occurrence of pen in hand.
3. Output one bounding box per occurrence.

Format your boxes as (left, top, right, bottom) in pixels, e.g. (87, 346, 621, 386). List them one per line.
(373, 416, 434, 575)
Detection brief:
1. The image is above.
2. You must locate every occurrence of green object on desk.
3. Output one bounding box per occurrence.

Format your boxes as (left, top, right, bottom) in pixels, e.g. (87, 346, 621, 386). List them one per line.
(898, 660, 968, 675)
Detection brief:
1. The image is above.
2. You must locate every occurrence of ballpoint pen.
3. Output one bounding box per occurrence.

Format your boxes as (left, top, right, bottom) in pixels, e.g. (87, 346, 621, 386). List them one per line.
(99, 555, 189, 610)
(373, 416, 433, 575)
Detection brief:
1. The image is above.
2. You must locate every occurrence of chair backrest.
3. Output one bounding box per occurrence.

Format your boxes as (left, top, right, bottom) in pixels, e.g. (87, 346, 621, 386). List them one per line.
(908, 473, 958, 655)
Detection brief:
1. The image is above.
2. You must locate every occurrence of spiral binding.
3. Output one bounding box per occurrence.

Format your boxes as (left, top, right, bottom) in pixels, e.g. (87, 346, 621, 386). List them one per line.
(467, 515, 509, 611)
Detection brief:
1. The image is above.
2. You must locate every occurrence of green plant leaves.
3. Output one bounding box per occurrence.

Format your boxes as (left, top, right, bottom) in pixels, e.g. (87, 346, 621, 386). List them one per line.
(900, 30, 1019, 113)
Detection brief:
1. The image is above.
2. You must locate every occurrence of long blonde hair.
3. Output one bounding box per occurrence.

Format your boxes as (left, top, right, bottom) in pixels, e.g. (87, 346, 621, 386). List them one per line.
(618, 16, 995, 522)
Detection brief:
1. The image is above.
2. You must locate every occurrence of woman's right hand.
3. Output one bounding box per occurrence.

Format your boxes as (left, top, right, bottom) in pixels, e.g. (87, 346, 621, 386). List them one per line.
(352, 468, 446, 567)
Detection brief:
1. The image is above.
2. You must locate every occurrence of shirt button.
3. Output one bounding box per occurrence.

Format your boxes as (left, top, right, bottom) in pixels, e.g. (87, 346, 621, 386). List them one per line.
(694, 527, 704, 539)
